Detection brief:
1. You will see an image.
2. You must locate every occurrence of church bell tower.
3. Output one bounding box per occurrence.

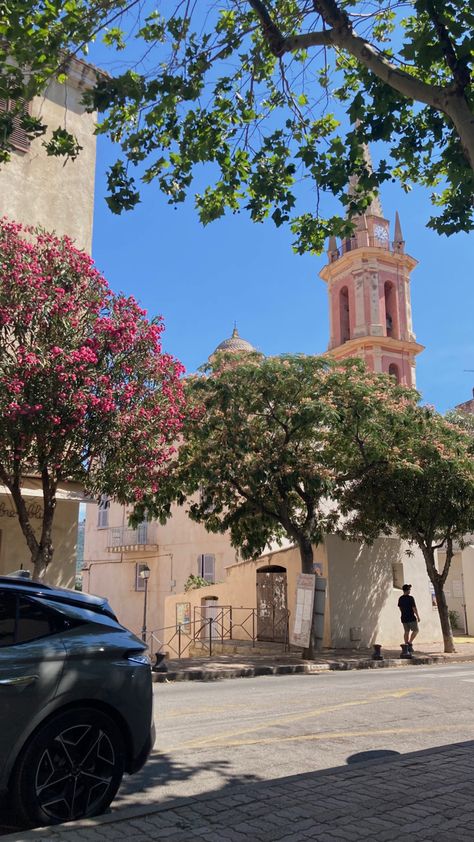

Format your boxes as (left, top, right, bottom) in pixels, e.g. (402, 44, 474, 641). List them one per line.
(320, 196, 423, 387)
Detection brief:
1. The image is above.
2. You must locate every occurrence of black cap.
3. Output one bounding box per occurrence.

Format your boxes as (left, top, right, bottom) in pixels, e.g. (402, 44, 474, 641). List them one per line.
(402, 584, 412, 591)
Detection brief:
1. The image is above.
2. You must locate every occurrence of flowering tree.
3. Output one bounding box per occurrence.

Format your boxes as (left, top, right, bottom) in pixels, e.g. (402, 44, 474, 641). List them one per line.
(135, 353, 415, 657)
(0, 218, 185, 580)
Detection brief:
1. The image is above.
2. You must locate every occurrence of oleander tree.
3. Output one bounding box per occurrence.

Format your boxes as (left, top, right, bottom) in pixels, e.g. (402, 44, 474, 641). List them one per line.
(133, 353, 417, 657)
(1, 1, 473, 250)
(0, 218, 185, 579)
(339, 407, 474, 653)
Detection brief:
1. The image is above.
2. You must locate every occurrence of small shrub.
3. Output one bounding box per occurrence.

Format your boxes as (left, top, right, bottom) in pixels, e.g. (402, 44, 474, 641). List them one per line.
(184, 574, 213, 592)
(449, 609, 461, 630)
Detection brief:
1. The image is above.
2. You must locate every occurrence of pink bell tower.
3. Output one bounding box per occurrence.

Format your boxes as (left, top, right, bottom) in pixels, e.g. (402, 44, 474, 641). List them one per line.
(320, 196, 423, 387)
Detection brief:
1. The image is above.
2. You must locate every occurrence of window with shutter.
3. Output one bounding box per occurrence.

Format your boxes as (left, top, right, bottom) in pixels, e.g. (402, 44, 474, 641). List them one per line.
(0, 99, 31, 153)
(198, 553, 215, 582)
(97, 496, 110, 529)
(135, 563, 148, 592)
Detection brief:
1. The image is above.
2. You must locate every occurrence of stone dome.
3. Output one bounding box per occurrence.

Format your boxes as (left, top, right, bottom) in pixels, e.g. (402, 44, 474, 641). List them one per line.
(213, 326, 257, 354)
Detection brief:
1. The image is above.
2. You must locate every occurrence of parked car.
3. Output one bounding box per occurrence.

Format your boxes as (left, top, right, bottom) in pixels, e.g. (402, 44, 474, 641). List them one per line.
(0, 574, 155, 827)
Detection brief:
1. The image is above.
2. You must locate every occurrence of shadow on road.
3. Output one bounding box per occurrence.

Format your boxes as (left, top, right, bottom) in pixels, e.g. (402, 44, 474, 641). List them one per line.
(2, 740, 474, 838)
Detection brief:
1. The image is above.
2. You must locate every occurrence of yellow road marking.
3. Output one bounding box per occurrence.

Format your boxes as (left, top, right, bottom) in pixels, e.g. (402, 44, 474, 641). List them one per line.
(167, 688, 425, 750)
(187, 722, 471, 749)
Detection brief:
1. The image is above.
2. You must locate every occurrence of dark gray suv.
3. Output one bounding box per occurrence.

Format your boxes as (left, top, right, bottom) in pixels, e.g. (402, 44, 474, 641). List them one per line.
(0, 575, 155, 827)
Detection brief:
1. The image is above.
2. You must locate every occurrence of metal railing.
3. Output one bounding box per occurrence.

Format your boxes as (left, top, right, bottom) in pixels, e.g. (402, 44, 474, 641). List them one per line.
(107, 522, 159, 549)
(146, 606, 290, 659)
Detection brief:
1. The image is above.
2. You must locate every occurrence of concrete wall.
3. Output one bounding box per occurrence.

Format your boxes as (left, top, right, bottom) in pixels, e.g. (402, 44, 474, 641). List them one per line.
(0, 59, 98, 251)
(325, 534, 441, 647)
(0, 494, 79, 588)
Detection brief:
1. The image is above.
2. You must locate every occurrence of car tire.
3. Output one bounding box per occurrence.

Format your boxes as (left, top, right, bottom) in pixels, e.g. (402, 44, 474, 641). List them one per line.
(11, 707, 125, 827)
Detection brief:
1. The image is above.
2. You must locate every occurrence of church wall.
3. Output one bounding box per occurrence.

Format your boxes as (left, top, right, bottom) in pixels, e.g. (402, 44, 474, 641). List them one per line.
(325, 533, 441, 648)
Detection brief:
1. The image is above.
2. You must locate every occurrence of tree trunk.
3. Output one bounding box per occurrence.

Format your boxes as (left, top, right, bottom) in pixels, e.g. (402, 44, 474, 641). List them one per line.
(421, 544, 455, 654)
(298, 536, 319, 660)
(4, 473, 56, 582)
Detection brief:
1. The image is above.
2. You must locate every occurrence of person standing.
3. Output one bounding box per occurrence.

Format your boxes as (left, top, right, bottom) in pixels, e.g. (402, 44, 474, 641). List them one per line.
(398, 584, 420, 652)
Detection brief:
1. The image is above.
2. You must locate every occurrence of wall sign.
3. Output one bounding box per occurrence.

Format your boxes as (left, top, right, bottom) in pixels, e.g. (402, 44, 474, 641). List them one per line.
(290, 573, 316, 648)
(0, 502, 43, 520)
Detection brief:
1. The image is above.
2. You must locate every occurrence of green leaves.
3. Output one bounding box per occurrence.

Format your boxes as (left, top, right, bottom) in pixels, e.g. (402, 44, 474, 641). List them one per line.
(1, 0, 473, 248)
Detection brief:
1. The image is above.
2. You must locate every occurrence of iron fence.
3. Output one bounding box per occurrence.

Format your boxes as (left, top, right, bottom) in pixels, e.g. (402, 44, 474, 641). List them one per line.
(146, 606, 290, 659)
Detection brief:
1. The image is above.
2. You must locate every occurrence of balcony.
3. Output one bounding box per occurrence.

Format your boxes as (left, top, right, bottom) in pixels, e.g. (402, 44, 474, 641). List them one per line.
(106, 522, 159, 552)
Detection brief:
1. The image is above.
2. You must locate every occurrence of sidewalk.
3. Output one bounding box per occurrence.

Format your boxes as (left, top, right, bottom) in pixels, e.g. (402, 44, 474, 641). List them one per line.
(7, 740, 474, 841)
(152, 637, 474, 682)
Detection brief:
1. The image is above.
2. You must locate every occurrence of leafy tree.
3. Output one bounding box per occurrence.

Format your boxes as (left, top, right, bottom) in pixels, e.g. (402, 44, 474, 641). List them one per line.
(2, 0, 473, 250)
(0, 218, 185, 580)
(135, 353, 415, 656)
(339, 407, 474, 653)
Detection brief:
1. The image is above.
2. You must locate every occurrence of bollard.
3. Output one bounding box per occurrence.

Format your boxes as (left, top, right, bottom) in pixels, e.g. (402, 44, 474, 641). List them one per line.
(372, 644, 383, 660)
(400, 643, 412, 659)
(152, 652, 168, 672)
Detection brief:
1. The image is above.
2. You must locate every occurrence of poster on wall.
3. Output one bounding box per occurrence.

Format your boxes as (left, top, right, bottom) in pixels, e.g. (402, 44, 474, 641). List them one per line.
(313, 562, 323, 577)
(290, 573, 316, 648)
(176, 602, 191, 632)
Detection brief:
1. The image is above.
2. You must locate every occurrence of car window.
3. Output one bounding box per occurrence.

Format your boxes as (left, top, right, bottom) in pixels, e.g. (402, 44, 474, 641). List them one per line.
(0, 591, 16, 646)
(16, 596, 63, 644)
(0, 591, 68, 646)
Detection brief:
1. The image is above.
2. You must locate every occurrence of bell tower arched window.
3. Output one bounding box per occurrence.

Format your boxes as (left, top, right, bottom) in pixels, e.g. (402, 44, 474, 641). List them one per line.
(339, 286, 350, 344)
(384, 282, 399, 339)
(388, 363, 400, 384)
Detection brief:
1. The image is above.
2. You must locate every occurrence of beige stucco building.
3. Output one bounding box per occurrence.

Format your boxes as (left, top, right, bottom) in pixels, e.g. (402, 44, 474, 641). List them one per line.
(0, 57, 100, 252)
(0, 479, 85, 587)
(0, 58, 101, 584)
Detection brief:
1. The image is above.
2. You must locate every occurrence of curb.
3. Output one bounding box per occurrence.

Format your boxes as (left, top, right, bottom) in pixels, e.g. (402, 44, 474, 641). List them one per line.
(152, 652, 474, 682)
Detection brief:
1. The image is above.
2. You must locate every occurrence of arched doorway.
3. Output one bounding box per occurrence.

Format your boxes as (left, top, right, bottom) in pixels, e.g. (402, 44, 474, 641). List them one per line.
(256, 566, 288, 642)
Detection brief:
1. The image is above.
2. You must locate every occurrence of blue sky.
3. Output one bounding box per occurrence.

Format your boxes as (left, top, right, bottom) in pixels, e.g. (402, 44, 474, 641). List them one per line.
(91, 139, 473, 415)
(89, 26, 473, 416)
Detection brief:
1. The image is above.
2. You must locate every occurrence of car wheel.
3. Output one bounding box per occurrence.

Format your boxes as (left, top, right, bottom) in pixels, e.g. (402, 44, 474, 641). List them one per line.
(11, 707, 125, 827)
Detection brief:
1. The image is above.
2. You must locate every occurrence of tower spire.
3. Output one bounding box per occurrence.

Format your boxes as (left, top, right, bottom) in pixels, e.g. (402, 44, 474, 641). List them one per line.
(348, 143, 383, 217)
(392, 211, 405, 253)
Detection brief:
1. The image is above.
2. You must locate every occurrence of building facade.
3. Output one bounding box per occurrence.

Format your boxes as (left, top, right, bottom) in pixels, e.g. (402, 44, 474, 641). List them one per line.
(0, 58, 100, 584)
(0, 57, 99, 251)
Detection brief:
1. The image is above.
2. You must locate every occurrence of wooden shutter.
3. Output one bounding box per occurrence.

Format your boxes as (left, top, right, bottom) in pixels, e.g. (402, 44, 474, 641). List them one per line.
(97, 496, 110, 529)
(0, 99, 30, 152)
(200, 553, 215, 582)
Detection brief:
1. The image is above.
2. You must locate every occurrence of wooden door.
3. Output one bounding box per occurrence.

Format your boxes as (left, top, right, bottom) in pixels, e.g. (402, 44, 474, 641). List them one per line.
(256, 569, 288, 642)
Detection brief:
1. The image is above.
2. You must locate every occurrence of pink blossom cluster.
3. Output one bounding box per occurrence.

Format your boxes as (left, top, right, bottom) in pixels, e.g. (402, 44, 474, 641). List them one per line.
(0, 218, 186, 499)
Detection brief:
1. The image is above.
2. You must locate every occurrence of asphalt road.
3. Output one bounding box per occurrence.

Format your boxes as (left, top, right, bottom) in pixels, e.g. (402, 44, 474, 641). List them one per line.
(2, 661, 474, 834)
(113, 661, 474, 812)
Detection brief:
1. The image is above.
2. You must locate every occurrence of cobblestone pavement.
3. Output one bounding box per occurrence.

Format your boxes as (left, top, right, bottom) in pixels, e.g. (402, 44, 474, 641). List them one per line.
(8, 741, 474, 842)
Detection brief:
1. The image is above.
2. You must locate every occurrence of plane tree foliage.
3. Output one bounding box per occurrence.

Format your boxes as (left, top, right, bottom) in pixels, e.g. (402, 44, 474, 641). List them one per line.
(0, 0, 473, 252)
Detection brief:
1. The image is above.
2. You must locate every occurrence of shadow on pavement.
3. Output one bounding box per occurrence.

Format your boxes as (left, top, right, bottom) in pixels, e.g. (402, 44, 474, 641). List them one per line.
(347, 749, 400, 763)
(3, 740, 474, 839)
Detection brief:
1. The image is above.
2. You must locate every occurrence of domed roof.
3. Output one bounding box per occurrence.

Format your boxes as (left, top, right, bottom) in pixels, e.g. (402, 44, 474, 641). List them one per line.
(213, 326, 257, 354)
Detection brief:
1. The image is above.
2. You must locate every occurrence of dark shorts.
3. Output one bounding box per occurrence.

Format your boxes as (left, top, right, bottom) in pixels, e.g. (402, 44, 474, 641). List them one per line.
(403, 621, 419, 633)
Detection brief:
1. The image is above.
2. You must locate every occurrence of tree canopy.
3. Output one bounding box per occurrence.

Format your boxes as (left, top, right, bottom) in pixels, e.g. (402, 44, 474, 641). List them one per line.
(135, 352, 418, 655)
(340, 406, 474, 652)
(1, 0, 473, 252)
(0, 218, 185, 578)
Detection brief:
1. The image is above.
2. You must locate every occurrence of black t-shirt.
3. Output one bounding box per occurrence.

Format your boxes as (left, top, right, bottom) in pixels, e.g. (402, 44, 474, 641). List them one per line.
(398, 594, 416, 623)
